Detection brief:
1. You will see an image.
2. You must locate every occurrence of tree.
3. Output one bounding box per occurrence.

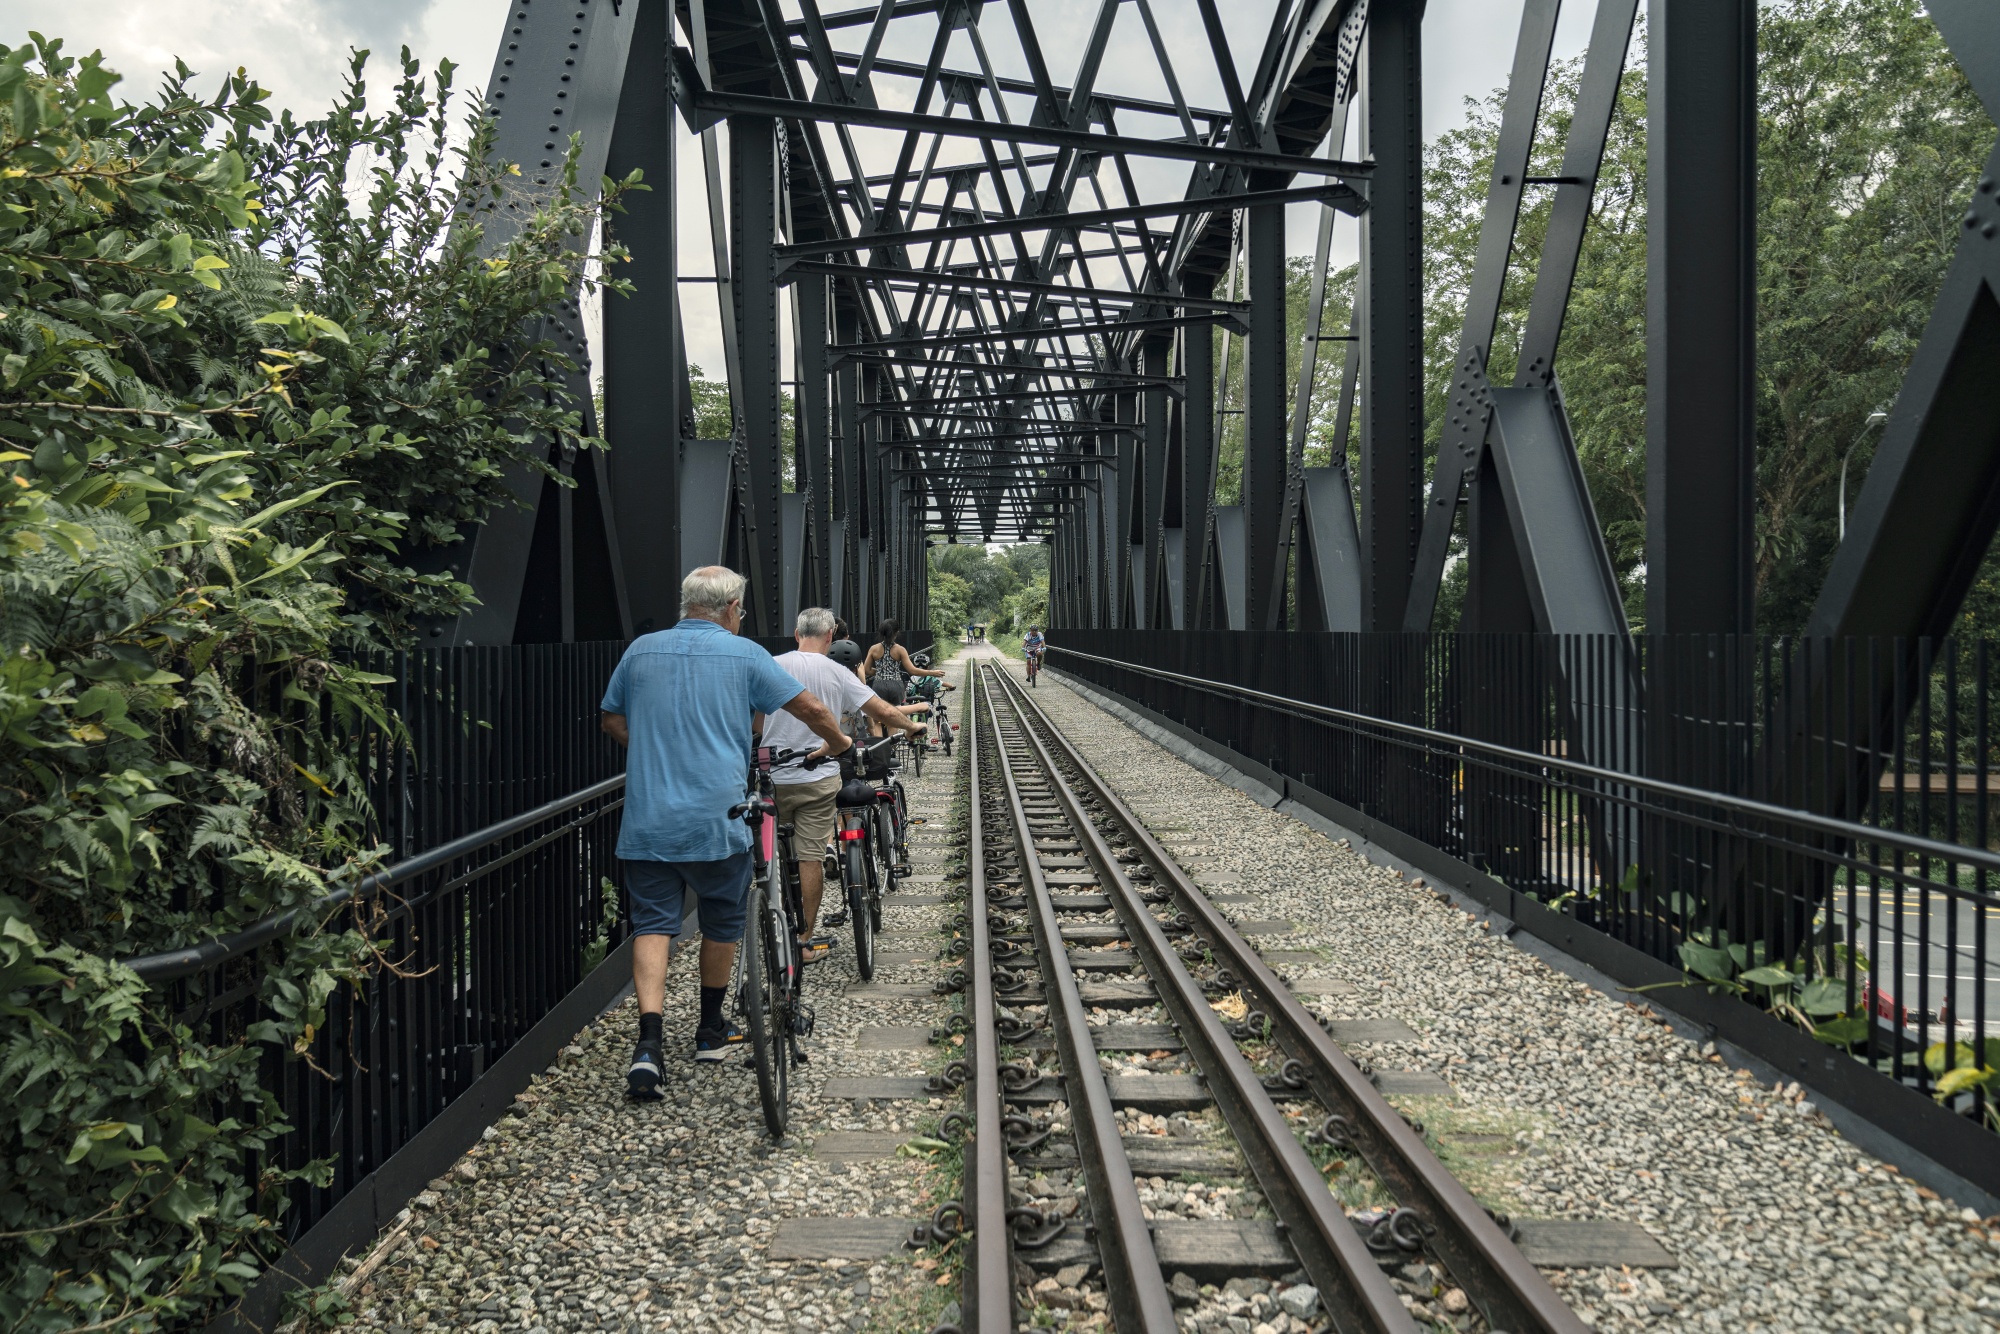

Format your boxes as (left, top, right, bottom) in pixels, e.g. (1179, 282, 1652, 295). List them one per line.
(928, 569, 971, 649)
(930, 541, 1020, 623)
(1415, 2, 1989, 632)
(0, 36, 627, 1331)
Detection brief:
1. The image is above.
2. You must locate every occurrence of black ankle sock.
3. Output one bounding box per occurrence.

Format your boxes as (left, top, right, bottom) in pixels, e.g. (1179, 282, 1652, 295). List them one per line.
(699, 986, 726, 1033)
(638, 1011, 662, 1044)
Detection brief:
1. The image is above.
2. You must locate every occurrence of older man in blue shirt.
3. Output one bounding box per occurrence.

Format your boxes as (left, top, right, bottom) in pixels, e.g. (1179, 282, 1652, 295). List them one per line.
(601, 566, 851, 1097)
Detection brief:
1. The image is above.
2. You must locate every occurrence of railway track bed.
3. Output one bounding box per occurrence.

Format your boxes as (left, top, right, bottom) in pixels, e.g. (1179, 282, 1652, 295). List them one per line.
(926, 662, 1599, 1334)
(339, 651, 2000, 1334)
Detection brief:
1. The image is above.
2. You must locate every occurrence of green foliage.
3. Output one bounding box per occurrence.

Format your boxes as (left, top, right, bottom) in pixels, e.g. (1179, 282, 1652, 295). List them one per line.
(0, 34, 629, 1331)
(1417, 1, 1990, 631)
(927, 569, 971, 652)
(1213, 254, 1356, 504)
(1227, 1, 1990, 631)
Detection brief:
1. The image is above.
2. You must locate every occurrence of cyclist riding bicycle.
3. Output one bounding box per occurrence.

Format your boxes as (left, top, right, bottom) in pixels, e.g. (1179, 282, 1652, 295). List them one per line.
(1023, 625, 1046, 684)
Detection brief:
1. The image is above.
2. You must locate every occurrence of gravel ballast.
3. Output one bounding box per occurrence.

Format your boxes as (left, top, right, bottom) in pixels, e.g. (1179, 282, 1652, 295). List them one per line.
(1022, 665, 2000, 1334)
(335, 653, 2000, 1334)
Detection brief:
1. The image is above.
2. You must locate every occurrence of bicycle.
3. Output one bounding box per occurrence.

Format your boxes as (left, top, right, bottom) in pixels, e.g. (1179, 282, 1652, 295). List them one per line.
(835, 736, 899, 980)
(931, 683, 955, 756)
(1025, 647, 1044, 686)
(728, 744, 821, 1139)
(903, 675, 955, 775)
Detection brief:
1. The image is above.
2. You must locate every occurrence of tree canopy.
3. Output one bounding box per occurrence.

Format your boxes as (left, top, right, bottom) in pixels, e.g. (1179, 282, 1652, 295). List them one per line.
(0, 35, 628, 1331)
(1210, 0, 1990, 633)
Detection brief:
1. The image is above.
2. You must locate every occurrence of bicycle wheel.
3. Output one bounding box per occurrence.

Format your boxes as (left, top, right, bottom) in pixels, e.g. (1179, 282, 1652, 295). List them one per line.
(742, 873, 791, 1138)
(845, 840, 875, 980)
(890, 781, 911, 863)
(909, 732, 925, 778)
(871, 804, 896, 931)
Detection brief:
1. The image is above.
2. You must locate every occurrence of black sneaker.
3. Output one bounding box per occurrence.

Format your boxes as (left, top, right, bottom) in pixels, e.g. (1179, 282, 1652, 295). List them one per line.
(694, 1022, 746, 1062)
(627, 1037, 664, 1100)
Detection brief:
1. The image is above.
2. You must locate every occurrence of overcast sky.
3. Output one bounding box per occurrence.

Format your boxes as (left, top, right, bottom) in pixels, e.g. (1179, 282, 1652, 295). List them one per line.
(8, 0, 1608, 378)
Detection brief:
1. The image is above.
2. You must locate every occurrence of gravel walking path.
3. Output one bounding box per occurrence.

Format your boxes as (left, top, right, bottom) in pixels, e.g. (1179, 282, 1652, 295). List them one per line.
(343, 656, 973, 1334)
(1024, 665, 2000, 1334)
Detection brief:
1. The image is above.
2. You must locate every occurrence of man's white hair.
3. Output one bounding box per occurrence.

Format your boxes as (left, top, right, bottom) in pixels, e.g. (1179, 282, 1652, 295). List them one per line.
(795, 607, 836, 639)
(681, 565, 747, 617)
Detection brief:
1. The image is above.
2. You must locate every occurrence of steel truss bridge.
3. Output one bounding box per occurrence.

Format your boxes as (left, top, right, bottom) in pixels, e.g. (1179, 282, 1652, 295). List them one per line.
(434, 0, 2000, 663)
(137, 10, 2000, 1314)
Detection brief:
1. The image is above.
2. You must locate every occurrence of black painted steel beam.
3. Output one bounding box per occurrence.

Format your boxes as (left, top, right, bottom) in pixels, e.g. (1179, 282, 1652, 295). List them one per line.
(779, 259, 1253, 314)
(1361, 0, 1426, 631)
(688, 89, 1374, 180)
(777, 182, 1363, 261)
(1646, 0, 1757, 637)
(836, 311, 1244, 354)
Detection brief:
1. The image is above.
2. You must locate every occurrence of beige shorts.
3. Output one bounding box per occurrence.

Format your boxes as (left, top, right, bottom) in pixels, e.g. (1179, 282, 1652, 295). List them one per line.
(773, 775, 841, 863)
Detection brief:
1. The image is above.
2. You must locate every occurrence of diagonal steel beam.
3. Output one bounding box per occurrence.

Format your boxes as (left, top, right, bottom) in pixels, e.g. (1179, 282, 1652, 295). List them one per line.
(688, 89, 1373, 179)
(778, 181, 1362, 261)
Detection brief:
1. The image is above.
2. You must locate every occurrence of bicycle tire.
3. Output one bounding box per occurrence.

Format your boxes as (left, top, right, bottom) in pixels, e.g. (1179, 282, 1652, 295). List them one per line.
(890, 780, 911, 862)
(846, 842, 875, 980)
(872, 804, 896, 931)
(911, 734, 925, 778)
(752, 896, 788, 1136)
(743, 873, 791, 1138)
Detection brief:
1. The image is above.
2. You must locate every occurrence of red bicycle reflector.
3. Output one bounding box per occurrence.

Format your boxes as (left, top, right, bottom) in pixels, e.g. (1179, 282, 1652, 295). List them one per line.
(839, 828, 866, 841)
(952, 725, 960, 731)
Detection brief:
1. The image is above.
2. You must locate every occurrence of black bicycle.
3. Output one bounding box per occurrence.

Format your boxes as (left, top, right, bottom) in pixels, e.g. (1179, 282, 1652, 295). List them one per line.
(835, 736, 899, 979)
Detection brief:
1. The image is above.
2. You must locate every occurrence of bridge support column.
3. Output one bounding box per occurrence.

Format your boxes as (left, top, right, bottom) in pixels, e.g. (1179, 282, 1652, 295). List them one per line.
(796, 275, 832, 613)
(729, 114, 784, 637)
(602, 0, 678, 637)
(1646, 0, 1757, 637)
(833, 304, 863, 629)
(1112, 385, 1140, 627)
(1140, 336, 1172, 630)
(1362, 0, 1425, 631)
(1181, 287, 1215, 631)
(1244, 203, 1288, 632)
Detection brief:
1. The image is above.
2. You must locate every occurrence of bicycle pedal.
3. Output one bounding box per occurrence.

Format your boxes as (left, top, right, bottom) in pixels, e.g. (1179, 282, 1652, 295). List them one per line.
(823, 910, 850, 927)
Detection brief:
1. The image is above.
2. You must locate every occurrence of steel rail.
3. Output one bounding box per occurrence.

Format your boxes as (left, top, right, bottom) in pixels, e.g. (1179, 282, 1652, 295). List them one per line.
(979, 669, 1180, 1331)
(987, 667, 1420, 1334)
(1009, 666, 1591, 1334)
(959, 667, 1014, 1334)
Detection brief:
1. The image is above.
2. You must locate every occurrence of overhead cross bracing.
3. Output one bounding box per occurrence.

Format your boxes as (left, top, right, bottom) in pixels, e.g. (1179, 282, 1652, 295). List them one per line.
(435, 0, 1371, 640)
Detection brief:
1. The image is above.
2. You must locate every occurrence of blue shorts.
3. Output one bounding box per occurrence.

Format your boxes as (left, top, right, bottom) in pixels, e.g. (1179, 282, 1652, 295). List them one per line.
(624, 854, 752, 944)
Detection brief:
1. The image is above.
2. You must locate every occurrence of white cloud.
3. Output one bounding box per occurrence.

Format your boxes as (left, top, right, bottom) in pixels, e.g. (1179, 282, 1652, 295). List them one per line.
(4, 0, 496, 119)
(9, 0, 1612, 391)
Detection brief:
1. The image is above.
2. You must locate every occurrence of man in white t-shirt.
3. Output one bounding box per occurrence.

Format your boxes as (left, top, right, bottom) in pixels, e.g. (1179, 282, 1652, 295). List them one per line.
(763, 607, 926, 961)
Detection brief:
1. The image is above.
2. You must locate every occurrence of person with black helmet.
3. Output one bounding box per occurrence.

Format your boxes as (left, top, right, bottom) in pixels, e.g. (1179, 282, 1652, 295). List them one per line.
(761, 609, 925, 963)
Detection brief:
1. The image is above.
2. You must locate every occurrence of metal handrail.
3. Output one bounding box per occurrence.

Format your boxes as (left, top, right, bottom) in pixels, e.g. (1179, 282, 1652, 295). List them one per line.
(1046, 644, 2000, 879)
(121, 775, 627, 985)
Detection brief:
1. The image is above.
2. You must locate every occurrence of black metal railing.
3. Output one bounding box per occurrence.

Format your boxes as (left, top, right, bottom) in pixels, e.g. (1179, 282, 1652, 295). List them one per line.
(124, 643, 630, 1244)
(1050, 631, 2000, 1145)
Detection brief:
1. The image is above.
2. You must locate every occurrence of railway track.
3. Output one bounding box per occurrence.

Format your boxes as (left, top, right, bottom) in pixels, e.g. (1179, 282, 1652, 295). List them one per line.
(942, 662, 1587, 1334)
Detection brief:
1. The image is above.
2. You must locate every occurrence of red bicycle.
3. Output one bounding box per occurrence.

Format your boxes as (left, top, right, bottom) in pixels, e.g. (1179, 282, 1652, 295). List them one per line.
(729, 745, 821, 1138)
